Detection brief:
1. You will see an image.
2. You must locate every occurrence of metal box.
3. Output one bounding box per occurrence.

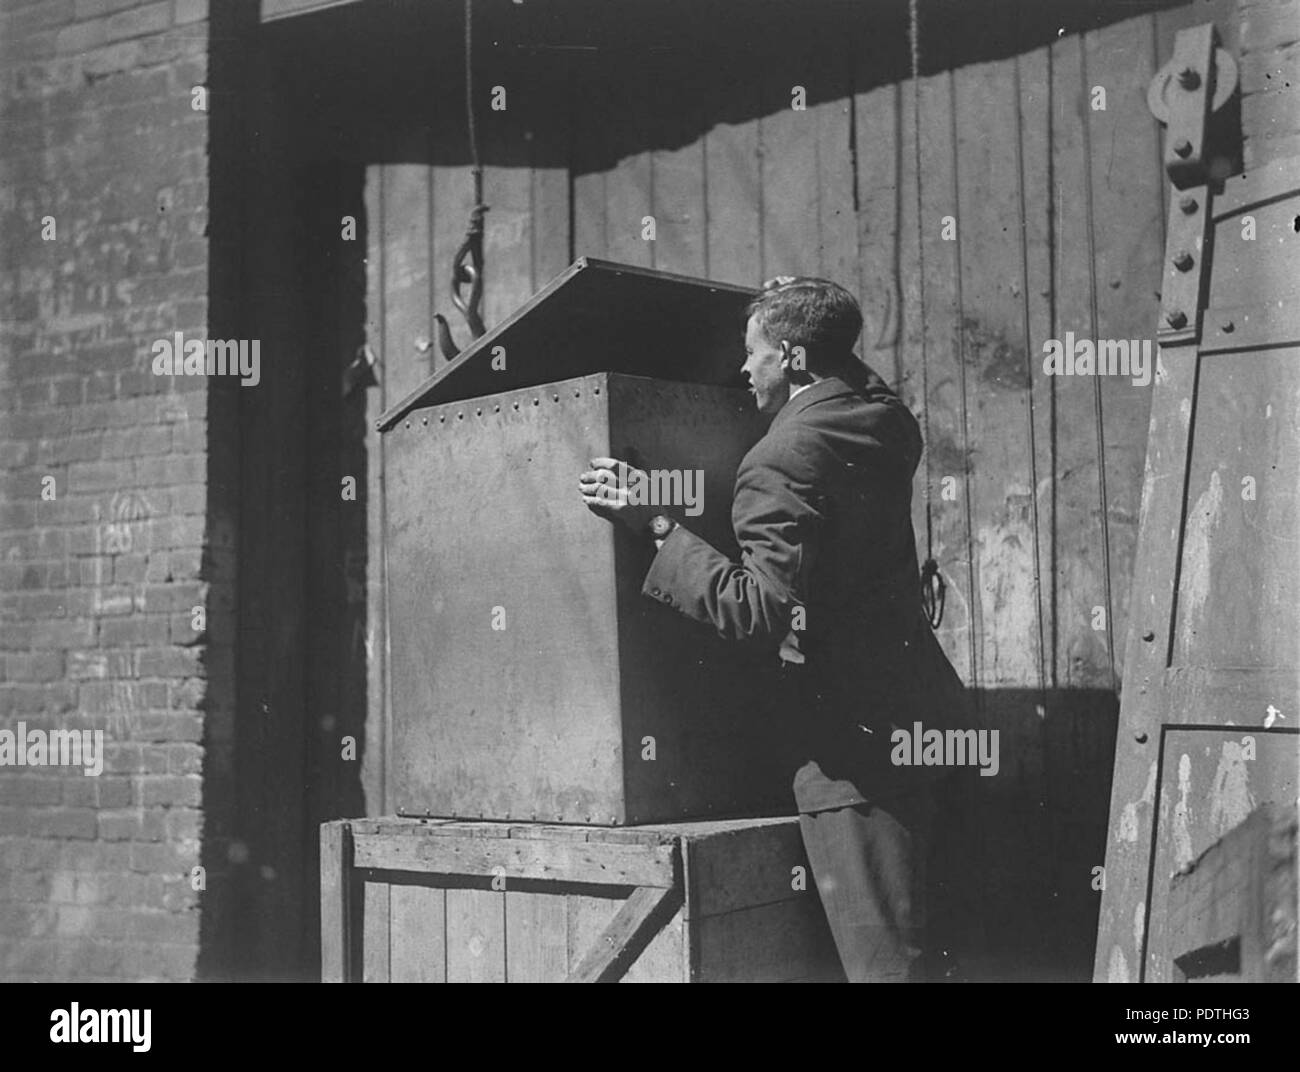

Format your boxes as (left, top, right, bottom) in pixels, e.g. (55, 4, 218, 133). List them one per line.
(379, 260, 797, 824)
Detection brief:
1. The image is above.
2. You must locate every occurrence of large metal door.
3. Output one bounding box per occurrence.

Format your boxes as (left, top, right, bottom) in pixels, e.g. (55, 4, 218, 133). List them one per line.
(1094, 24, 1300, 982)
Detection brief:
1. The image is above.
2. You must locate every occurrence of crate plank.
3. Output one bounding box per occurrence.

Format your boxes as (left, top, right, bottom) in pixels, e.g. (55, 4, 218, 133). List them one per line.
(389, 884, 446, 983)
(566, 892, 620, 975)
(567, 885, 681, 982)
(695, 899, 840, 983)
(362, 881, 390, 982)
(446, 889, 506, 983)
(685, 821, 810, 919)
(621, 905, 685, 984)
(320, 822, 350, 982)
(505, 890, 569, 982)
(352, 831, 677, 887)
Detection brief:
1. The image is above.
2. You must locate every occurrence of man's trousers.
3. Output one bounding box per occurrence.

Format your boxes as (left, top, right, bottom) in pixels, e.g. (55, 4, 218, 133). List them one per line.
(798, 787, 938, 983)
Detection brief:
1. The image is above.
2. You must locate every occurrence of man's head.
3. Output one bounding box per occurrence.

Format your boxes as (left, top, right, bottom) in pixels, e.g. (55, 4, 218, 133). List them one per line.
(742, 277, 864, 415)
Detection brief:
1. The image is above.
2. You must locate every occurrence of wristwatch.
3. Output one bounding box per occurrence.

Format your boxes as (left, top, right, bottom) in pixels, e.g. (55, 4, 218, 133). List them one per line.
(648, 514, 677, 540)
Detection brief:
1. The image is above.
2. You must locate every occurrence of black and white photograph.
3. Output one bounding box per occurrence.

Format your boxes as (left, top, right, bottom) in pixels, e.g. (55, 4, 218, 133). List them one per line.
(0, 0, 1296, 1030)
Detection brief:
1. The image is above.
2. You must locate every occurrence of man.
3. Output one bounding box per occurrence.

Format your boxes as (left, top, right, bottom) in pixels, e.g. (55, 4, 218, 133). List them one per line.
(579, 276, 971, 982)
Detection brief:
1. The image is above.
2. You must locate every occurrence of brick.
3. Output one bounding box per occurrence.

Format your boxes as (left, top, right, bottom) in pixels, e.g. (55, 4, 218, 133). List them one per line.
(140, 581, 205, 612)
(4, 650, 64, 681)
(137, 773, 200, 806)
(99, 614, 169, 646)
(54, 18, 108, 57)
(67, 459, 126, 492)
(0, 805, 29, 842)
(0, 777, 62, 806)
(128, 840, 191, 873)
(172, 0, 204, 26)
(96, 777, 131, 807)
(105, 0, 170, 42)
(30, 808, 97, 839)
(62, 777, 98, 807)
(30, 618, 95, 648)
(134, 454, 204, 486)
(135, 645, 202, 678)
(111, 554, 148, 583)
(132, 711, 202, 741)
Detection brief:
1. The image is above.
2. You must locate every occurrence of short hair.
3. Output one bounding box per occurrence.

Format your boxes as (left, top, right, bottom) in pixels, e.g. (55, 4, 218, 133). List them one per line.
(745, 277, 863, 372)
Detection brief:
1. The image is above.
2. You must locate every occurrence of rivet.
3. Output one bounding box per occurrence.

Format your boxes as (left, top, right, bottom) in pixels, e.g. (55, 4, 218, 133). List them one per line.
(494, 405, 500, 412)
(1142, 630, 1155, 642)
(1134, 732, 1148, 744)
(594, 387, 601, 395)
(457, 412, 464, 420)
(1177, 67, 1200, 90)
(513, 402, 519, 410)
(1165, 309, 1187, 329)
(404, 421, 411, 430)
(476, 408, 482, 416)
(440, 414, 445, 423)
(533, 398, 539, 406)
(574, 390, 581, 398)
(1220, 320, 1234, 333)
(1173, 138, 1193, 158)
(1173, 250, 1194, 271)
(1179, 195, 1199, 214)
(421, 416, 428, 425)
(552, 393, 559, 402)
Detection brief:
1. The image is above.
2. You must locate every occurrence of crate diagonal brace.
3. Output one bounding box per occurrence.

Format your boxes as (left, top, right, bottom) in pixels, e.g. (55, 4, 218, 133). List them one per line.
(565, 884, 684, 983)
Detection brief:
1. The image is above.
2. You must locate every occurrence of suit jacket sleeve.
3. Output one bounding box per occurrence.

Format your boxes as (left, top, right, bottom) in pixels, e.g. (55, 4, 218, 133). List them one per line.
(641, 433, 824, 649)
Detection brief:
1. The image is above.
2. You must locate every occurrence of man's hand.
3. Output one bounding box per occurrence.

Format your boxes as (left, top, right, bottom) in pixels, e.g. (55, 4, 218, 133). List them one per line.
(579, 456, 660, 534)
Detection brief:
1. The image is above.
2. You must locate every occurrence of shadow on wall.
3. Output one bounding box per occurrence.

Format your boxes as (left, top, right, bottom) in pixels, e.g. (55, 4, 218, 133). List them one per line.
(199, 0, 371, 982)
(932, 687, 1119, 982)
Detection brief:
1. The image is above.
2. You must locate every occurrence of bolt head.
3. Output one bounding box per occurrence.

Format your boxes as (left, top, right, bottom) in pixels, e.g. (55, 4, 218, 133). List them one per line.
(1179, 195, 1199, 214)
(1173, 138, 1193, 158)
(1221, 320, 1235, 333)
(1166, 309, 1188, 329)
(1177, 67, 1201, 90)
(1173, 250, 1195, 271)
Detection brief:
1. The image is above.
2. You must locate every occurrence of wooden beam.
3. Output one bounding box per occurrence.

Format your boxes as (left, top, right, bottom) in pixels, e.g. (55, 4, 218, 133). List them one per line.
(352, 831, 678, 888)
(566, 885, 683, 983)
(320, 821, 353, 982)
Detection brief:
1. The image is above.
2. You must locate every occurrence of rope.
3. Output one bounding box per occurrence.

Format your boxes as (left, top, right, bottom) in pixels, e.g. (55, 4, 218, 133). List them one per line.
(465, 0, 482, 199)
(1078, 37, 1120, 697)
(909, 0, 946, 631)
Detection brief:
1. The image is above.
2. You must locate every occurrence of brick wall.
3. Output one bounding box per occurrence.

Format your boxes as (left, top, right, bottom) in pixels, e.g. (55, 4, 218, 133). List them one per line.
(0, 0, 220, 981)
(1239, 0, 1300, 166)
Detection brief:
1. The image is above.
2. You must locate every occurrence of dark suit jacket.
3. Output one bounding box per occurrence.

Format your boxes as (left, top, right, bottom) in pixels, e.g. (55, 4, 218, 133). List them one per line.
(643, 361, 973, 812)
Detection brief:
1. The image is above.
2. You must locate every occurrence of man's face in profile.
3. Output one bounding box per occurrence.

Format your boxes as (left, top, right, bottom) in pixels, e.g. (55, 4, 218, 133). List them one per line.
(742, 314, 792, 416)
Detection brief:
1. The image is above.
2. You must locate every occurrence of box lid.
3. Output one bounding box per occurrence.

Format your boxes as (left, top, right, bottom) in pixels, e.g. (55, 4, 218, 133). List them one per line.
(377, 257, 757, 431)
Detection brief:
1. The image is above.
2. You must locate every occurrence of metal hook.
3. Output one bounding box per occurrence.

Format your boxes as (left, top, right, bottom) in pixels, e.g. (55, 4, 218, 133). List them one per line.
(436, 196, 489, 362)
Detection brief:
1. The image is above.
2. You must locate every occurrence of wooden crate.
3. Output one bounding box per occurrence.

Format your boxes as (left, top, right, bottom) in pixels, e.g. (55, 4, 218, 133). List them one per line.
(321, 816, 842, 982)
